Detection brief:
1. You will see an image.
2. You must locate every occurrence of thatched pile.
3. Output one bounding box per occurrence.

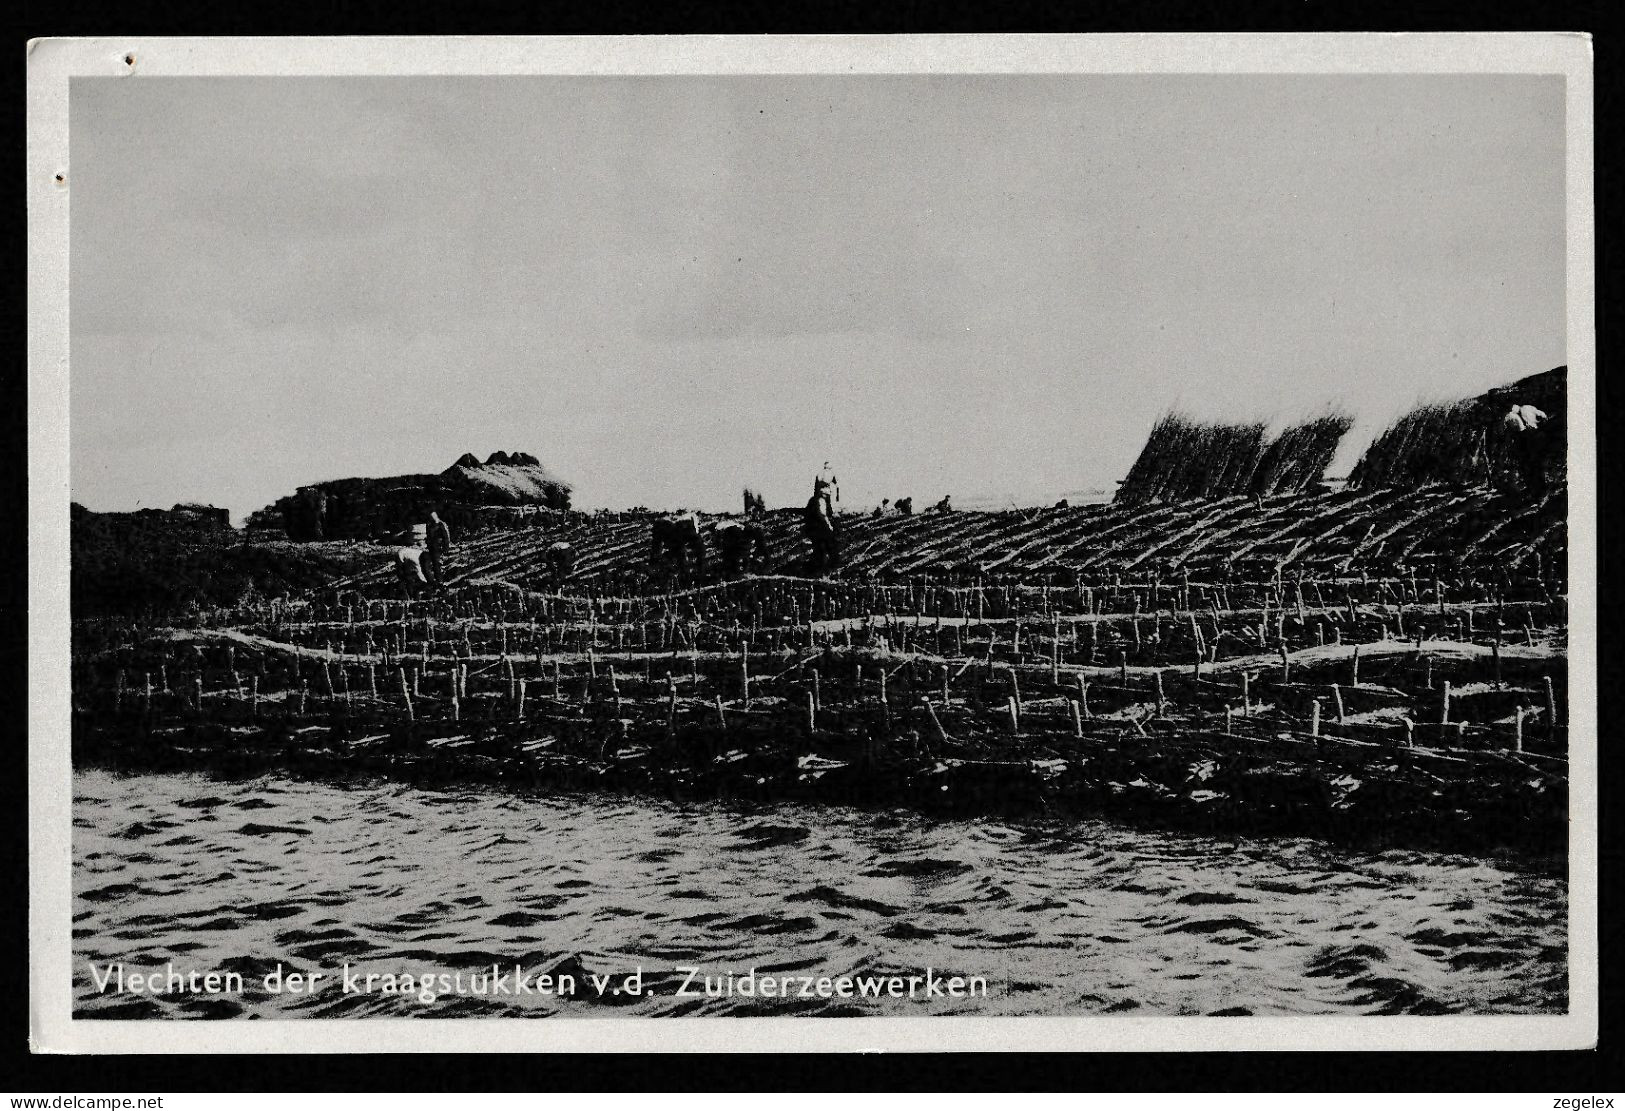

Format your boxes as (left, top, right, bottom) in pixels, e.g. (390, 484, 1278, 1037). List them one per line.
(1349, 367, 1565, 494)
(1115, 415, 1265, 504)
(1116, 411, 1350, 505)
(1252, 412, 1355, 497)
(264, 452, 573, 540)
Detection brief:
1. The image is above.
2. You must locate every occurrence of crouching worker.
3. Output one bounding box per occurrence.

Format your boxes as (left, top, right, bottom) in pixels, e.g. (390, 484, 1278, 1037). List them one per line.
(650, 512, 707, 578)
(393, 546, 429, 599)
(546, 540, 576, 583)
(1503, 403, 1551, 495)
(714, 519, 768, 579)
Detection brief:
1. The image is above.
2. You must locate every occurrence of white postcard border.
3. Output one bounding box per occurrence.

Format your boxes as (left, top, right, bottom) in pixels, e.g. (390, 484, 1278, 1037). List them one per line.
(27, 32, 1596, 1054)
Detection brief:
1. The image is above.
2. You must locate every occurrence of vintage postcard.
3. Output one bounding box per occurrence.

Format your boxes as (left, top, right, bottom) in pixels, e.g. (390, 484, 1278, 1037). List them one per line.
(27, 34, 1595, 1053)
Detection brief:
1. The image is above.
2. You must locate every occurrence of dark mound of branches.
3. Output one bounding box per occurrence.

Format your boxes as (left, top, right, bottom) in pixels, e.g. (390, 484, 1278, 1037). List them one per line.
(71, 504, 380, 619)
(1349, 367, 1565, 493)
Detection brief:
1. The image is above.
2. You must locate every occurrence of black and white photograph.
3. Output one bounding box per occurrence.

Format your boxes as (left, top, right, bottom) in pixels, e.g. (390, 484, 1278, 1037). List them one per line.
(27, 34, 1595, 1053)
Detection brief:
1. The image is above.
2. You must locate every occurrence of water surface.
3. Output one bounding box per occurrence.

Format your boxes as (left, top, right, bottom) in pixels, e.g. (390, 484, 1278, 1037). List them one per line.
(72, 768, 1566, 1018)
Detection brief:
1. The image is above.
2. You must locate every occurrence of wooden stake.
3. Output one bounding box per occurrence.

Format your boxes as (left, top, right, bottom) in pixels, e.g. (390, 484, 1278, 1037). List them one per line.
(1051, 614, 1061, 683)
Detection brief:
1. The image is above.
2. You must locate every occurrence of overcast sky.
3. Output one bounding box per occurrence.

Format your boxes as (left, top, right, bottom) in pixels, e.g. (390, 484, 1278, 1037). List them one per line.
(69, 74, 1565, 518)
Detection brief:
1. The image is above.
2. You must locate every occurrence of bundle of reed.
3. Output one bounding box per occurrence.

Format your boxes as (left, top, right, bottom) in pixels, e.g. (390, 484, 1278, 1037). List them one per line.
(1115, 413, 1268, 505)
(1251, 411, 1354, 497)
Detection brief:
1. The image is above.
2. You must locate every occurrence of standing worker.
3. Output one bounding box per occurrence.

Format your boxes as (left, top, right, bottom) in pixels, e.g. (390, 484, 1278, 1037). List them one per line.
(424, 510, 454, 588)
(819, 462, 840, 508)
(803, 475, 841, 574)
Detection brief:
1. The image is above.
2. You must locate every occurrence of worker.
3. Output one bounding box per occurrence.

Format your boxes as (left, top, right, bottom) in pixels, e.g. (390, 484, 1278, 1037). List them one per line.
(650, 512, 707, 577)
(819, 462, 840, 507)
(1504, 403, 1551, 494)
(423, 511, 453, 588)
(931, 494, 953, 514)
(715, 519, 769, 578)
(546, 540, 575, 582)
(393, 546, 428, 599)
(803, 476, 841, 573)
(1505, 403, 1548, 432)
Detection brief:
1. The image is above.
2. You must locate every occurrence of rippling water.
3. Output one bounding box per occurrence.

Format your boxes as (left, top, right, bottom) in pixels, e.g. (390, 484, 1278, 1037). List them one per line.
(72, 768, 1566, 1018)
